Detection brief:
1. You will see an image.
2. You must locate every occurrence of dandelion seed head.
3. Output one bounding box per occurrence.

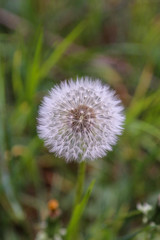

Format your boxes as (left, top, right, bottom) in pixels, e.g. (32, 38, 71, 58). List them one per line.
(37, 77, 125, 162)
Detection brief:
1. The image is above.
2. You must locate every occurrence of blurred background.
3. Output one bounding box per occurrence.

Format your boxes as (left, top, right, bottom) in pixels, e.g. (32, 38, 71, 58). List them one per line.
(0, 0, 160, 239)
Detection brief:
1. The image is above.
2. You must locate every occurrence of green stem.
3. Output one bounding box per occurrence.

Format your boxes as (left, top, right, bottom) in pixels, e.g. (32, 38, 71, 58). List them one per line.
(74, 160, 86, 206)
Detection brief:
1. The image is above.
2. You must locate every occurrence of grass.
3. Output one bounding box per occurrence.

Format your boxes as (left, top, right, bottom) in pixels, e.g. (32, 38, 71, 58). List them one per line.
(0, 0, 160, 239)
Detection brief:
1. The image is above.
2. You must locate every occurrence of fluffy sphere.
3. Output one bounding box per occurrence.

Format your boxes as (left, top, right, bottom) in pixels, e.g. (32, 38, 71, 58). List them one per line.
(37, 77, 125, 162)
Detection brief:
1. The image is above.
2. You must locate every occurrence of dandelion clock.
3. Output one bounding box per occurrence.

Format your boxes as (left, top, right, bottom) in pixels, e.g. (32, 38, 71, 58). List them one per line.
(37, 77, 125, 162)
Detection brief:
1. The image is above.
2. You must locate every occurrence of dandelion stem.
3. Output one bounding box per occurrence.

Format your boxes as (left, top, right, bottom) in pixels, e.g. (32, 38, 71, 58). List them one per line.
(74, 160, 86, 206)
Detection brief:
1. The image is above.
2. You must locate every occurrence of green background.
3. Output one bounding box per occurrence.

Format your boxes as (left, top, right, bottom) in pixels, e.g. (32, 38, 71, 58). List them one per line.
(0, 0, 160, 239)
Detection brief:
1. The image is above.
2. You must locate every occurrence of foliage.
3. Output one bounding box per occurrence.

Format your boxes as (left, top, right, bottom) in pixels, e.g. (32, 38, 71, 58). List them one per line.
(0, 0, 160, 239)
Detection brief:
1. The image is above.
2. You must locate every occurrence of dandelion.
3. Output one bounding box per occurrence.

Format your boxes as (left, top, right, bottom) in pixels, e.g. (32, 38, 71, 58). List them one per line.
(37, 77, 125, 162)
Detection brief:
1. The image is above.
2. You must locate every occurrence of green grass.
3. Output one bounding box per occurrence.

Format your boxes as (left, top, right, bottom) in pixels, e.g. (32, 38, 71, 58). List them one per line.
(0, 0, 160, 239)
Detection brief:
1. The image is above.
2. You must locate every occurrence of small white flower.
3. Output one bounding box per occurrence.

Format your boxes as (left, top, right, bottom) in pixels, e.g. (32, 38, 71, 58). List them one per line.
(150, 222, 156, 228)
(59, 228, 66, 236)
(137, 202, 153, 215)
(35, 231, 50, 240)
(54, 235, 62, 240)
(137, 202, 153, 224)
(37, 77, 125, 162)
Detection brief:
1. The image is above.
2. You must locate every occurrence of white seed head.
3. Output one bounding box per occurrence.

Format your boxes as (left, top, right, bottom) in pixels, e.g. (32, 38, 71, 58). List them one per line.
(37, 77, 125, 162)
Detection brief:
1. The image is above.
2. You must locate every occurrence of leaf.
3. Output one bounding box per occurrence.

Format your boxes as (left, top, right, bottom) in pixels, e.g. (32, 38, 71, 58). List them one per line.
(65, 179, 95, 240)
(12, 50, 24, 102)
(26, 30, 43, 100)
(126, 88, 160, 124)
(39, 20, 85, 79)
(129, 120, 160, 140)
(117, 229, 142, 240)
(0, 62, 25, 221)
(25, 21, 85, 100)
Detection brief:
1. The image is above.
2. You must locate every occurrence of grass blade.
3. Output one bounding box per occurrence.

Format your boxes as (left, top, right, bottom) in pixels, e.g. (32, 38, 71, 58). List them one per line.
(26, 31, 43, 100)
(39, 20, 85, 79)
(0, 62, 24, 221)
(12, 50, 24, 102)
(117, 227, 148, 240)
(129, 120, 160, 140)
(65, 179, 95, 240)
